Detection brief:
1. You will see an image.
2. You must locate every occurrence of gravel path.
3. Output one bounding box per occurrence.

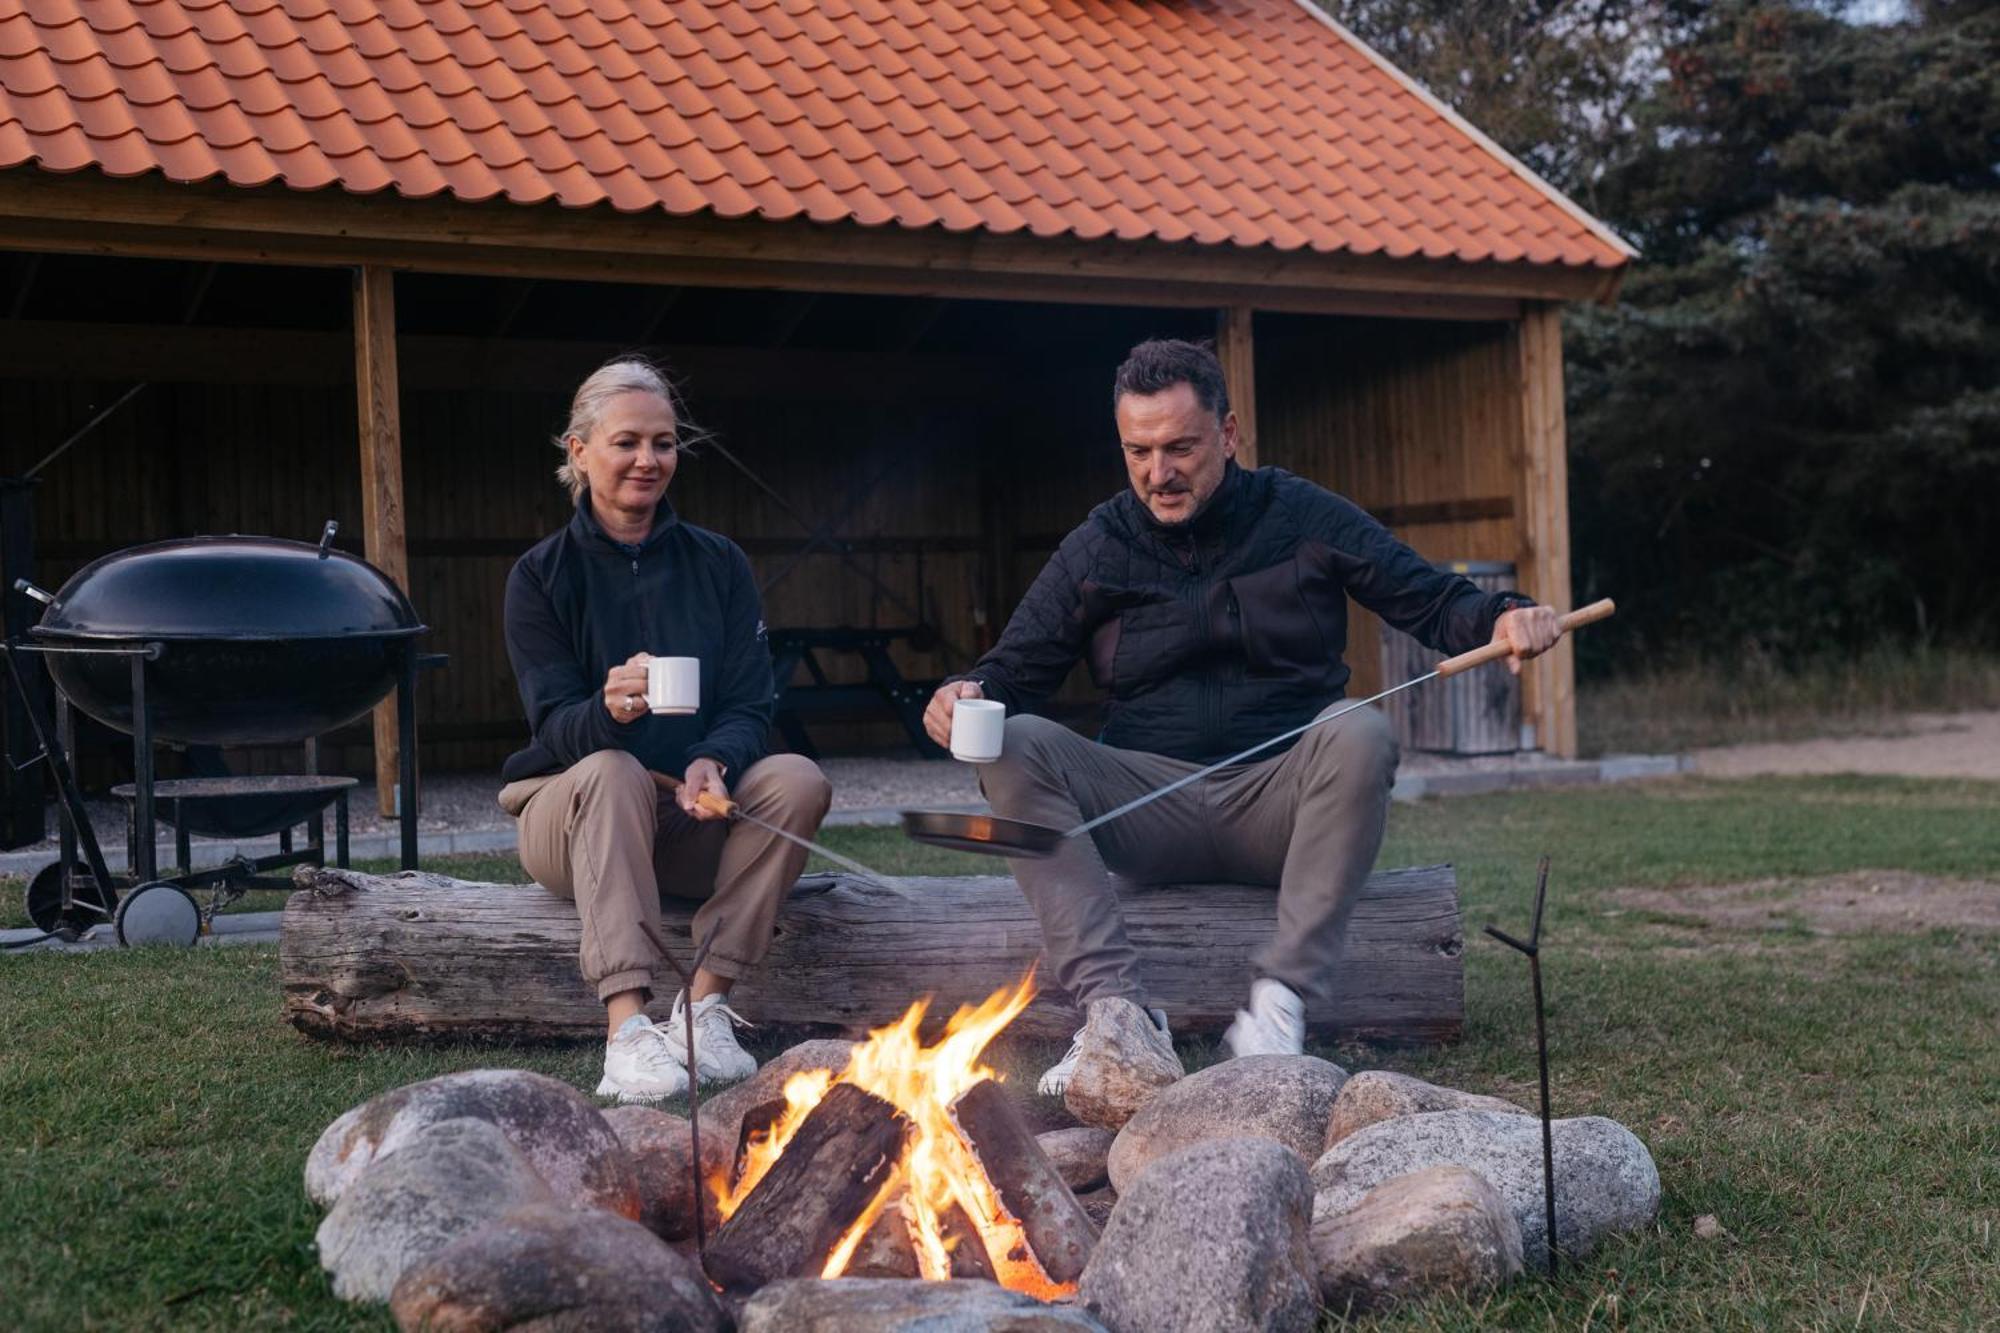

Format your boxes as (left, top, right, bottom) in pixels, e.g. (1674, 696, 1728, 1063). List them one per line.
(1690, 711, 2000, 780)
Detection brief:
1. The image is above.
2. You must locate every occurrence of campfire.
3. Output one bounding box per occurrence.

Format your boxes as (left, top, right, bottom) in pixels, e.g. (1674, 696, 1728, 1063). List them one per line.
(701, 972, 1096, 1297)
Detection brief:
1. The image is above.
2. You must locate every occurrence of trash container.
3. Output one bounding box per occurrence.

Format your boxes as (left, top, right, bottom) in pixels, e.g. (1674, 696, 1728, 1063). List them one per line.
(1380, 561, 1522, 755)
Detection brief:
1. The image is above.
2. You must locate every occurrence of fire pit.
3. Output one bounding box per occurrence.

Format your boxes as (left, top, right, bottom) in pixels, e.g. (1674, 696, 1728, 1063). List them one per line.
(702, 973, 1097, 1297)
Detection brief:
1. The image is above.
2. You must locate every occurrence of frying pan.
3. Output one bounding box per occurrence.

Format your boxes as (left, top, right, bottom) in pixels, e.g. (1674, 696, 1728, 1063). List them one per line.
(900, 598, 1616, 859)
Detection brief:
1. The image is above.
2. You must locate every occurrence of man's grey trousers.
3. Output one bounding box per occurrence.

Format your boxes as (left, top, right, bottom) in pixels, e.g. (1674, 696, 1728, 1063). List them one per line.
(977, 705, 1398, 1008)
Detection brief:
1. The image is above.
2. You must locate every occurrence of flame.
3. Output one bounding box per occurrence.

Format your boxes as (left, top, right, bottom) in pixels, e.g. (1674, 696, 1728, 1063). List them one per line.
(710, 970, 1072, 1298)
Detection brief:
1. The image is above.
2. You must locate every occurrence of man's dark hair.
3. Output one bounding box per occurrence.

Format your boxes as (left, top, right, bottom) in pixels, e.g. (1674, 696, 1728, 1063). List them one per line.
(1113, 339, 1230, 420)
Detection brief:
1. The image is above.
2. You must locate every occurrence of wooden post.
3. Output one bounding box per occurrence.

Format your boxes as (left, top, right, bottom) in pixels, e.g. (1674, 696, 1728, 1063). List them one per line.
(1512, 303, 1577, 757)
(352, 266, 409, 815)
(1216, 305, 1258, 468)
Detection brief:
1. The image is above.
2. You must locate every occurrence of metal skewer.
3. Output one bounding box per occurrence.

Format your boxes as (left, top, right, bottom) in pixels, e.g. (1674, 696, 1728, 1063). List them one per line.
(1485, 855, 1560, 1278)
(650, 770, 896, 888)
(635, 914, 722, 1257)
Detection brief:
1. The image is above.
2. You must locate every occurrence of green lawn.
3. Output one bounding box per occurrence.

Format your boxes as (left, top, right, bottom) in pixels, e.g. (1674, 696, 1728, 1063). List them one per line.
(2, 776, 1995, 1330)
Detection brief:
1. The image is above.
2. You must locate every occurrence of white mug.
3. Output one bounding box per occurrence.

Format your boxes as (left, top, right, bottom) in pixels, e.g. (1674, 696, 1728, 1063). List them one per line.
(646, 656, 700, 715)
(950, 697, 1006, 763)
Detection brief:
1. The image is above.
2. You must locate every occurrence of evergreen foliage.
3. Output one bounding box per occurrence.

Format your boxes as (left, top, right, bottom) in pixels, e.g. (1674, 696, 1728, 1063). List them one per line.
(1334, 1, 2000, 658)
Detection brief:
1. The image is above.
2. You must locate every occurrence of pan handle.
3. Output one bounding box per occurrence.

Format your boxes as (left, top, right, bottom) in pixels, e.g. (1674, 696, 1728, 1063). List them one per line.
(1437, 598, 1616, 678)
(647, 768, 739, 818)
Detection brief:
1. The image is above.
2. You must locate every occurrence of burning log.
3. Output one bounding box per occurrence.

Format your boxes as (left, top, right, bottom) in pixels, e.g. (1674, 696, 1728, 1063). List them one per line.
(703, 1083, 910, 1293)
(949, 1079, 1098, 1284)
(845, 1192, 996, 1280)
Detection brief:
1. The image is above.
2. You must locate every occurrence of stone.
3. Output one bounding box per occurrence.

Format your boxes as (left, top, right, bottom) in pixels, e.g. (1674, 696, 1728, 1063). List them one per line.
(389, 1201, 725, 1332)
(1312, 1110, 1660, 1268)
(602, 1104, 706, 1241)
(1038, 1127, 1117, 1193)
(1310, 1166, 1522, 1314)
(306, 1068, 639, 1218)
(1693, 1214, 1726, 1240)
(315, 1118, 555, 1303)
(1062, 999, 1183, 1131)
(1107, 1055, 1347, 1193)
(695, 1037, 855, 1172)
(1080, 1137, 1319, 1333)
(738, 1278, 1108, 1332)
(1323, 1071, 1529, 1149)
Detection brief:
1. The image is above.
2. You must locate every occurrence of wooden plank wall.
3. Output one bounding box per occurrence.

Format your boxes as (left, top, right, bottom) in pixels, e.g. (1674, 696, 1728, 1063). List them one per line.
(1255, 314, 1527, 704)
(0, 347, 1122, 777)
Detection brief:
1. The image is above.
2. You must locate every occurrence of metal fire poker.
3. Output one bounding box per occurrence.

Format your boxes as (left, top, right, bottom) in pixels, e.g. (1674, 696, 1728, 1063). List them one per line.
(1485, 855, 1559, 1278)
(635, 914, 723, 1257)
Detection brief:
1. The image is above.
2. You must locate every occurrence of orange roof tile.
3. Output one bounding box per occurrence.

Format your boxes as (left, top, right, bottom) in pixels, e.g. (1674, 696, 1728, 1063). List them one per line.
(0, 0, 1631, 268)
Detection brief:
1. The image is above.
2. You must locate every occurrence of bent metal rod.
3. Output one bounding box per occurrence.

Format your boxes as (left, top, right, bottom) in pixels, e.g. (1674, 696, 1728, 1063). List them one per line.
(1067, 599, 1617, 841)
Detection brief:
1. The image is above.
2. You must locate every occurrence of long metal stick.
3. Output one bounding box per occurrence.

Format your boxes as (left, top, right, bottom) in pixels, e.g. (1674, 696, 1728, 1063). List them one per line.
(1067, 669, 1441, 838)
(635, 915, 721, 1257)
(1484, 855, 1559, 1278)
(651, 770, 897, 888)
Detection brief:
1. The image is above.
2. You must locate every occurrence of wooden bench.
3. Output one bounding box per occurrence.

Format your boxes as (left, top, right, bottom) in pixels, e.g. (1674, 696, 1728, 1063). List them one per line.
(279, 865, 1464, 1044)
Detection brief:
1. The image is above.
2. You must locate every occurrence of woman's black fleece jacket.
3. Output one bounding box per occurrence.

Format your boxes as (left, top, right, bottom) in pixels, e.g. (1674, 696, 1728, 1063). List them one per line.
(501, 496, 772, 784)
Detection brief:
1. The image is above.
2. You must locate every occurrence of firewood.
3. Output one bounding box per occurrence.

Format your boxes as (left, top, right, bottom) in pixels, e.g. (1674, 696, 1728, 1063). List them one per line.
(702, 1083, 908, 1293)
(950, 1078, 1097, 1284)
(843, 1190, 995, 1280)
(280, 867, 1463, 1043)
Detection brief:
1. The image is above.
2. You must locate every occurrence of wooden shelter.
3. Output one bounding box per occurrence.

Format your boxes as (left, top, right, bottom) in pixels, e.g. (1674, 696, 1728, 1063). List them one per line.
(0, 0, 1631, 791)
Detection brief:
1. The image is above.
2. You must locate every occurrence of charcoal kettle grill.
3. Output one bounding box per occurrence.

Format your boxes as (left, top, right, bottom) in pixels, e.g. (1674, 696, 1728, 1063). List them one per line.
(5, 520, 432, 945)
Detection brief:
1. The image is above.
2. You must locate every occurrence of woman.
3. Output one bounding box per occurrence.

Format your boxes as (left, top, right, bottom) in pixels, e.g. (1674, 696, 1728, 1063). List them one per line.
(498, 357, 831, 1103)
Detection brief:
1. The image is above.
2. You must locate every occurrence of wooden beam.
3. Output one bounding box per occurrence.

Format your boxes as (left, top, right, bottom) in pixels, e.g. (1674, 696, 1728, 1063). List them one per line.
(1511, 303, 1576, 758)
(352, 266, 410, 816)
(0, 172, 1613, 312)
(1216, 305, 1259, 468)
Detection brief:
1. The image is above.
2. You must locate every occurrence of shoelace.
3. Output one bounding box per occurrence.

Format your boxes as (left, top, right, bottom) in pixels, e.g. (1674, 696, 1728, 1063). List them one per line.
(618, 1022, 689, 1074)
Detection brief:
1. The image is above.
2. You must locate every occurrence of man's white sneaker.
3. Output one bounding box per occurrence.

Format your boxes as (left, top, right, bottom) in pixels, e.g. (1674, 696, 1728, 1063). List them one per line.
(1036, 1005, 1172, 1097)
(1222, 978, 1306, 1058)
(665, 991, 760, 1084)
(595, 1014, 690, 1103)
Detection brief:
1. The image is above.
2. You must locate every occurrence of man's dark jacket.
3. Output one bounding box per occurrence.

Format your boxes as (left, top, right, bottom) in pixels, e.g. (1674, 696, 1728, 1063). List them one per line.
(966, 463, 1530, 764)
(501, 496, 772, 783)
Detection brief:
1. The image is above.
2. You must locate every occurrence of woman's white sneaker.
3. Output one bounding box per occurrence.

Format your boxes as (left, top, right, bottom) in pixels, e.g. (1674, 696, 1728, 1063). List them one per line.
(596, 1014, 690, 1103)
(666, 991, 760, 1084)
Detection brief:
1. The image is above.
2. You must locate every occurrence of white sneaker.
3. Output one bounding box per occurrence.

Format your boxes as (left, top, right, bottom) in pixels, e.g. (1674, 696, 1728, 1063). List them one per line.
(596, 1014, 690, 1103)
(665, 991, 760, 1084)
(1037, 1004, 1172, 1097)
(1223, 978, 1306, 1058)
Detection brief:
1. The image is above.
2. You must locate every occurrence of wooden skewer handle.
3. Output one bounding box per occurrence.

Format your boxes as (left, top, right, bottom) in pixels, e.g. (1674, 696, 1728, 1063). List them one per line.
(1436, 598, 1616, 678)
(647, 769, 739, 817)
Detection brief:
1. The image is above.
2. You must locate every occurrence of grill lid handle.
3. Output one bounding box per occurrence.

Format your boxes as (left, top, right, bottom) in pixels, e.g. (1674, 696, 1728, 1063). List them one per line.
(317, 520, 339, 559)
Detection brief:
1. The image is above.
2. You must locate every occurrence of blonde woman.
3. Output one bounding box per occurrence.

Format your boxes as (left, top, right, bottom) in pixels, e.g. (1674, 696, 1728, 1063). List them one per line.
(499, 357, 830, 1102)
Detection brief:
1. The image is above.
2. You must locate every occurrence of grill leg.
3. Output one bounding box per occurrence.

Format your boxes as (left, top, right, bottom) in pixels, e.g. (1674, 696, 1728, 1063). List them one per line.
(397, 646, 418, 871)
(129, 654, 156, 885)
(174, 800, 190, 876)
(335, 791, 350, 869)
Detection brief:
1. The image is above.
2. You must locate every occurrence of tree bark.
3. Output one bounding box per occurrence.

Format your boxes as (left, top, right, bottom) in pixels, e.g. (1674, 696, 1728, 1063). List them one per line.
(702, 1082, 908, 1293)
(280, 866, 1463, 1043)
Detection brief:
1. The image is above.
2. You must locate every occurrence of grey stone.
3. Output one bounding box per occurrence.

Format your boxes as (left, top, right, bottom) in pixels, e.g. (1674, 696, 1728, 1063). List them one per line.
(1323, 1071, 1529, 1149)
(389, 1201, 725, 1332)
(1312, 1110, 1660, 1268)
(316, 1118, 555, 1303)
(1310, 1165, 1523, 1314)
(1080, 1137, 1319, 1333)
(602, 1105, 705, 1242)
(1108, 1054, 1348, 1192)
(1063, 999, 1183, 1132)
(306, 1068, 639, 1218)
(739, 1278, 1107, 1332)
(1038, 1127, 1117, 1193)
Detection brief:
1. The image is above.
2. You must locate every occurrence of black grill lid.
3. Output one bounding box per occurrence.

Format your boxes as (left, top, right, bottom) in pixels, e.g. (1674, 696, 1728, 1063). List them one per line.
(32, 536, 425, 642)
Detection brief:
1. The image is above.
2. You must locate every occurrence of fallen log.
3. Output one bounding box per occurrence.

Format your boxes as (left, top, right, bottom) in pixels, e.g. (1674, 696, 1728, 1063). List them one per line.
(280, 866, 1462, 1043)
(951, 1077, 1097, 1285)
(702, 1082, 908, 1293)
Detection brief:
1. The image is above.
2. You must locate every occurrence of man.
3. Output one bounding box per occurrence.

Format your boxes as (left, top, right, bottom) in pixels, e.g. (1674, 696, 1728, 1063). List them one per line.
(923, 339, 1562, 1092)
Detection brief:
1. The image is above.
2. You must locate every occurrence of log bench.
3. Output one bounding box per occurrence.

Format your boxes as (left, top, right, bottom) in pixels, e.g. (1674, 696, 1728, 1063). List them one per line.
(279, 865, 1464, 1044)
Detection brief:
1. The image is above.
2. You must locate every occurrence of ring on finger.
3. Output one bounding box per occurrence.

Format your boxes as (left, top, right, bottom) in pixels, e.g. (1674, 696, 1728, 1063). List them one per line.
(624, 694, 643, 712)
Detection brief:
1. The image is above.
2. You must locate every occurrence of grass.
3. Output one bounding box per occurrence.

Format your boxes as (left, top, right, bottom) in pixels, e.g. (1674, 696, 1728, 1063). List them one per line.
(1577, 645, 2000, 756)
(3, 776, 1997, 1330)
